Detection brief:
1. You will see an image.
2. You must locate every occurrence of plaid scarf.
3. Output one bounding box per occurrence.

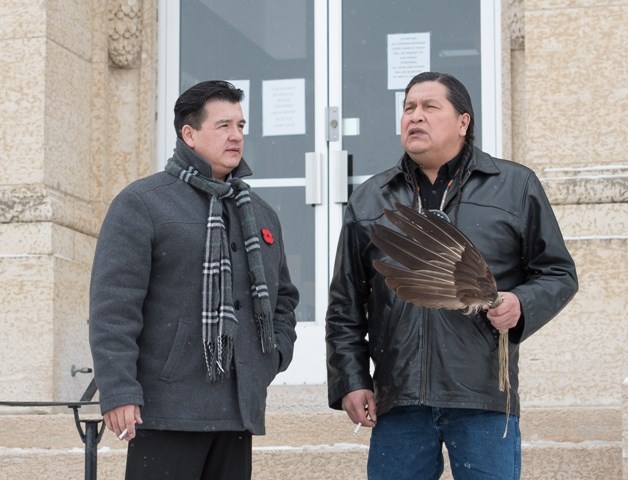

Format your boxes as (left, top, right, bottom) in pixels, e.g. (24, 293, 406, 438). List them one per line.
(165, 142, 275, 381)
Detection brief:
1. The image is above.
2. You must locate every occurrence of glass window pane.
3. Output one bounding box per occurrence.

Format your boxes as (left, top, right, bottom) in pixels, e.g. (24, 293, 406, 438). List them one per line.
(342, 0, 482, 177)
(254, 186, 316, 323)
(180, 0, 315, 179)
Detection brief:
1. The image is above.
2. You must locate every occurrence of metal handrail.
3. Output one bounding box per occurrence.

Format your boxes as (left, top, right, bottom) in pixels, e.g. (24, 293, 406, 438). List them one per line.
(0, 378, 104, 480)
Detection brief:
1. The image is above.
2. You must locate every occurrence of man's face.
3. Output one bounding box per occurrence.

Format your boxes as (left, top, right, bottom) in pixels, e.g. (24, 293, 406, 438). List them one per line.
(182, 100, 245, 180)
(400, 81, 469, 168)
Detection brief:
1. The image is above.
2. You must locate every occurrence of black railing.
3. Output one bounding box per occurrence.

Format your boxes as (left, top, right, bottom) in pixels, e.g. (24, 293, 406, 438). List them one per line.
(0, 378, 105, 480)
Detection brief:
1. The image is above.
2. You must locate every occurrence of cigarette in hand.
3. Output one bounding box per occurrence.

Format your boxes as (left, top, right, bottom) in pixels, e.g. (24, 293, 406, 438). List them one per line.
(118, 428, 128, 440)
(352, 422, 362, 436)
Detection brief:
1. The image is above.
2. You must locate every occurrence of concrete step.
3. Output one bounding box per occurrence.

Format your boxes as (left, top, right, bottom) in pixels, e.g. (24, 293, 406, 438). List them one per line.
(0, 385, 622, 479)
(0, 442, 620, 480)
(0, 448, 125, 480)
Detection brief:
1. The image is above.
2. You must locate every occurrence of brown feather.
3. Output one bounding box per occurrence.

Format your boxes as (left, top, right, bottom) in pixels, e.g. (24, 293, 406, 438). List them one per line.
(372, 261, 455, 293)
(372, 225, 456, 270)
(370, 203, 498, 310)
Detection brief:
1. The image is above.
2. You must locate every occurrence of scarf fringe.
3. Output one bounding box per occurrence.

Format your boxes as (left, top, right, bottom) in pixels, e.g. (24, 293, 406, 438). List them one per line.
(255, 313, 276, 354)
(205, 336, 234, 382)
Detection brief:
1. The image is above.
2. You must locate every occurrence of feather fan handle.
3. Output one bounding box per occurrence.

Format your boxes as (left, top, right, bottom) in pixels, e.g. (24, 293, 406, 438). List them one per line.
(491, 296, 511, 438)
(371, 203, 511, 438)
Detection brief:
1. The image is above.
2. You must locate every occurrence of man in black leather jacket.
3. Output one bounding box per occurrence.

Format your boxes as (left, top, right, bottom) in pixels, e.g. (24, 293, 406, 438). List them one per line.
(325, 72, 577, 479)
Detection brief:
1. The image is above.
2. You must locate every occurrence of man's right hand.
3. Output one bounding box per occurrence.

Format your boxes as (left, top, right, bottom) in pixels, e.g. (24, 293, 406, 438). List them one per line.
(103, 404, 143, 441)
(341, 389, 377, 428)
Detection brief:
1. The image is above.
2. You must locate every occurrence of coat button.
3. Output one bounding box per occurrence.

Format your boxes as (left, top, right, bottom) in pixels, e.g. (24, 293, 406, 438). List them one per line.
(230, 242, 237, 251)
(234, 300, 241, 310)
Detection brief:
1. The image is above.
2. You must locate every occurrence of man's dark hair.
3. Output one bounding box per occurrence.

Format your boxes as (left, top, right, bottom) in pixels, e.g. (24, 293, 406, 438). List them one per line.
(403, 72, 476, 222)
(173, 80, 244, 139)
(404, 71, 475, 161)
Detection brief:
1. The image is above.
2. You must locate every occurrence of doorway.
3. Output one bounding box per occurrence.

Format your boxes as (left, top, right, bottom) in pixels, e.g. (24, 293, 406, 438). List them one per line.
(158, 0, 501, 384)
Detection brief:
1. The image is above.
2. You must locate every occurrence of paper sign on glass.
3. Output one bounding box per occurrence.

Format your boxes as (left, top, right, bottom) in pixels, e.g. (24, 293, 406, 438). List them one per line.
(395, 91, 405, 135)
(262, 78, 306, 137)
(229, 79, 250, 135)
(387, 32, 431, 90)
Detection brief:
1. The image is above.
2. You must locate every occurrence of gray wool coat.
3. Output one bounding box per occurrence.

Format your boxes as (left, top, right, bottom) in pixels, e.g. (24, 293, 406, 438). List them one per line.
(89, 145, 299, 435)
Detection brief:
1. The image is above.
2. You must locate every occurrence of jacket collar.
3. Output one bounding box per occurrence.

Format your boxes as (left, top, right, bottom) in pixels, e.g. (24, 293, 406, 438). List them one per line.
(466, 146, 500, 176)
(382, 146, 500, 188)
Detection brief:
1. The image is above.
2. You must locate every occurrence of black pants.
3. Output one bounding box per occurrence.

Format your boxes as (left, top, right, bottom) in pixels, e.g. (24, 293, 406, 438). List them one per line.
(125, 429, 252, 480)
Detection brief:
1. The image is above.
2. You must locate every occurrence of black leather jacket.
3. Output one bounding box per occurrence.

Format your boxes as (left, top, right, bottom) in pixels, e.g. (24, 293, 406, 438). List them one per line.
(326, 148, 578, 416)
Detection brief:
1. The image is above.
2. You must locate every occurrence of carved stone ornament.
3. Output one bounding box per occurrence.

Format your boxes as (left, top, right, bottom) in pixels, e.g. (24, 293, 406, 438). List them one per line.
(510, 0, 525, 50)
(108, 0, 142, 68)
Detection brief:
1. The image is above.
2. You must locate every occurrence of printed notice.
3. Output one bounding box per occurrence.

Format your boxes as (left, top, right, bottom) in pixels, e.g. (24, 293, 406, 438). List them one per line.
(229, 79, 250, 135)
(395, 91, 405, 135)
(387, 32, 430, 90)
(262, 78, 306, 137)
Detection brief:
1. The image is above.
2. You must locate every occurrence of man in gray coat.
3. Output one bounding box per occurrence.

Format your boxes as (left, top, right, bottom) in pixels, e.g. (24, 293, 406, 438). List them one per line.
(89, 80, 299, 479)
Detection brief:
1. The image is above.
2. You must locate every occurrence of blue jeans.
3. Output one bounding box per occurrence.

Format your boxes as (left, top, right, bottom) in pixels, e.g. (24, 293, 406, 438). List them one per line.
(368, 406, 521, 480)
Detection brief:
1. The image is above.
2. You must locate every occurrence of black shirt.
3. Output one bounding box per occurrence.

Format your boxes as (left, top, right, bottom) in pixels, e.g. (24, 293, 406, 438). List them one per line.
(413, 151, 463, 211)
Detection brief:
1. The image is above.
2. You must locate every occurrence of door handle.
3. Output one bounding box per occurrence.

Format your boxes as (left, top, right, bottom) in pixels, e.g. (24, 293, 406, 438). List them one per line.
(330, 150, 348, 204)
(305, 152, 323, 205)
(326, 106, 340, 141)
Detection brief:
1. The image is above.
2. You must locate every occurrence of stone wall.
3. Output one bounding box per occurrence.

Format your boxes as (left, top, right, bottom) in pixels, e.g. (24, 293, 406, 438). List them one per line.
(513, 0, 627, 471)
(518, 0, 627, 401)
(0, 0, 157, 407)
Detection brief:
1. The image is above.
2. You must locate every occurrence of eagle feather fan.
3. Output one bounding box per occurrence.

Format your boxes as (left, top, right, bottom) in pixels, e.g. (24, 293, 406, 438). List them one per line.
(370, 203, 511, 437)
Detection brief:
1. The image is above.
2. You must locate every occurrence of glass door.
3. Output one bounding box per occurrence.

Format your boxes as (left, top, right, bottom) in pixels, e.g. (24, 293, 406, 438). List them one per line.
(159, 0, 329, 384)
(329, 0, 501, 247)
(158, 0, 500, 385)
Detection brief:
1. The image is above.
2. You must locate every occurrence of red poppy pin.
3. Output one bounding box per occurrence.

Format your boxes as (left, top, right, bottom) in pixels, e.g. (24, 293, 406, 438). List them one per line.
(261, 228, 274, 245)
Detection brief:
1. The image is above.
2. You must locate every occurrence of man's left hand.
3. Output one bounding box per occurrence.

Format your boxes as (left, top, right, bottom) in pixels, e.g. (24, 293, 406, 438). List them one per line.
(487, 291, 521, 331)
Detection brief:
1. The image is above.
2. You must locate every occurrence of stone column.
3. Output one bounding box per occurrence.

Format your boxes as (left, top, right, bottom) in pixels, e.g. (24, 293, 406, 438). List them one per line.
(509, 0, 526, 164)
(518, 1, 627, 475)
(521, 0, 627, 399)
(0, 0, 156, 408)
(624, 377, 628, 477)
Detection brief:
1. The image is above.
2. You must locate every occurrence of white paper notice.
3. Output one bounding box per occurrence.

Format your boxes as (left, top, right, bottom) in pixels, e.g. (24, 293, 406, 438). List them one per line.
(395, 91, 405, 135)
(262, 79, 306, 137)
(387, 32, 430, 90)
(229, 79, 250, 135)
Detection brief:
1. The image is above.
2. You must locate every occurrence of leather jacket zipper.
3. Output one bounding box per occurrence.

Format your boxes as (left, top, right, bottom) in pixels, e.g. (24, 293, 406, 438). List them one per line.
(419, 307, 429, 403)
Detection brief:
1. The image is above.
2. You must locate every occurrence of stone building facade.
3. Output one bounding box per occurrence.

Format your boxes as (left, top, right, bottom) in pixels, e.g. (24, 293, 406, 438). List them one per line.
(0, 0, 626, 478)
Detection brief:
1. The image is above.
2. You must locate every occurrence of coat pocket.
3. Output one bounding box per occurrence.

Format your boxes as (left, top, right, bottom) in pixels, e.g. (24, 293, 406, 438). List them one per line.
(158, 320, 191, 382)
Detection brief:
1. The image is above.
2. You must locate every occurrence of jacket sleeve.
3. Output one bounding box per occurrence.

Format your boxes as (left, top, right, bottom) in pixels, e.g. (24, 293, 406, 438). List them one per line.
(89, 188, 153, 414)
(325, 205, 374, 410)
(509, 172, 578, 343)
(272, 221, 299, 373)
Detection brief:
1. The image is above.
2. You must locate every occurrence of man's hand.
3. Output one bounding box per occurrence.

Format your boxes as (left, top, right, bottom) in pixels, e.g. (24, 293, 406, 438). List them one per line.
(103, 404, 143, 441)
(487, 291, 521, 331)
(341, 389, 377, 428)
